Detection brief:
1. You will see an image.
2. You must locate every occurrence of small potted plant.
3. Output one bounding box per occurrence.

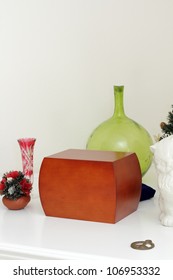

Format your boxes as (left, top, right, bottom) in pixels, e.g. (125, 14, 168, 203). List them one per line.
(0, 171, 32, 210)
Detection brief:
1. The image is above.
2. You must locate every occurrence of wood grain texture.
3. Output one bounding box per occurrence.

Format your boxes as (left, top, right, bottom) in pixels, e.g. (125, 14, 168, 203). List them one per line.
(39, 149, 141, 223)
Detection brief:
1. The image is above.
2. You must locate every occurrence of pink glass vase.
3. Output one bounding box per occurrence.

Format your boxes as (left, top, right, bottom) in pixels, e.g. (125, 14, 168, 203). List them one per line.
(18, 138, 36, 184)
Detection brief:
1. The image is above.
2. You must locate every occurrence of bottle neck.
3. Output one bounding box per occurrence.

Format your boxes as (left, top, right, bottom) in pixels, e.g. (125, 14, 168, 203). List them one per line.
(113, 85, 126, 118)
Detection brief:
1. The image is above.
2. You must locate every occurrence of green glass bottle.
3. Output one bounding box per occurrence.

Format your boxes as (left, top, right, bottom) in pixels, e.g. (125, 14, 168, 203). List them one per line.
(86, 85, 153, 176)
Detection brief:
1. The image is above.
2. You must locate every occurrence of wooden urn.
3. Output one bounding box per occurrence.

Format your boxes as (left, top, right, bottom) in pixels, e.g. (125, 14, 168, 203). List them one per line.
(39, 149, 142, 223)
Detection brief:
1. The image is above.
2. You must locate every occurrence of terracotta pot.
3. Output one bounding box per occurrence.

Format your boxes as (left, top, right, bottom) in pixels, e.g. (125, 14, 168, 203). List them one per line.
(2, 195, 31, 210)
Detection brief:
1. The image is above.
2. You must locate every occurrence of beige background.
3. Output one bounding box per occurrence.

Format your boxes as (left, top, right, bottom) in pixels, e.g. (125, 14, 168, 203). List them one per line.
(0, 0, 173, 173)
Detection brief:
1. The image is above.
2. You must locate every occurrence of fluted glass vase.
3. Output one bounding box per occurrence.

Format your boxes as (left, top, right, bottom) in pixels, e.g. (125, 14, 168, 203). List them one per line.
(18, 138, 36, 184)
(86, 86, 153, 176)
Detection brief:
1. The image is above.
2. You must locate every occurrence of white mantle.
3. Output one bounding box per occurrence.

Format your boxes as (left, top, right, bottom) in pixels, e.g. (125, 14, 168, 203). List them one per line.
(0, 168, 172, 260)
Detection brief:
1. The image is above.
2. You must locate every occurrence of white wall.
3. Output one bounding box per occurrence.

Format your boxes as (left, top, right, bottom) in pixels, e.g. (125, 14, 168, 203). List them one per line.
(0, 0, 173, 174)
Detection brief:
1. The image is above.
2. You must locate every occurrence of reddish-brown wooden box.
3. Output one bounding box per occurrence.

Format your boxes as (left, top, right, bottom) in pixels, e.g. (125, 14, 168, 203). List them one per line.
(39, 149, 142, 223)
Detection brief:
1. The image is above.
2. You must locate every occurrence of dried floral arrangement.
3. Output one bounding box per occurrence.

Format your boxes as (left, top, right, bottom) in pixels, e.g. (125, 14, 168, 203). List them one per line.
(0, 171, 32, 200)
(159, 105, 173, 140)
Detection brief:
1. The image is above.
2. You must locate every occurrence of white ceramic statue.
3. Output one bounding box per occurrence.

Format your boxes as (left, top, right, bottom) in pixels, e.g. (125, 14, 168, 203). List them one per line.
(150, 135, 173, 226)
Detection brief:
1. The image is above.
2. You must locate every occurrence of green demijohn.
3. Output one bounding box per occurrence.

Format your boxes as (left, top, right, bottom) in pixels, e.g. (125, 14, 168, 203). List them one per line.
(86, 85, 153, 176)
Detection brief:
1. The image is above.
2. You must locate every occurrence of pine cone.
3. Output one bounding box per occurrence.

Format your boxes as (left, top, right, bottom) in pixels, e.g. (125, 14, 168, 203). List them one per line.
(160, 122, 166, 129)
